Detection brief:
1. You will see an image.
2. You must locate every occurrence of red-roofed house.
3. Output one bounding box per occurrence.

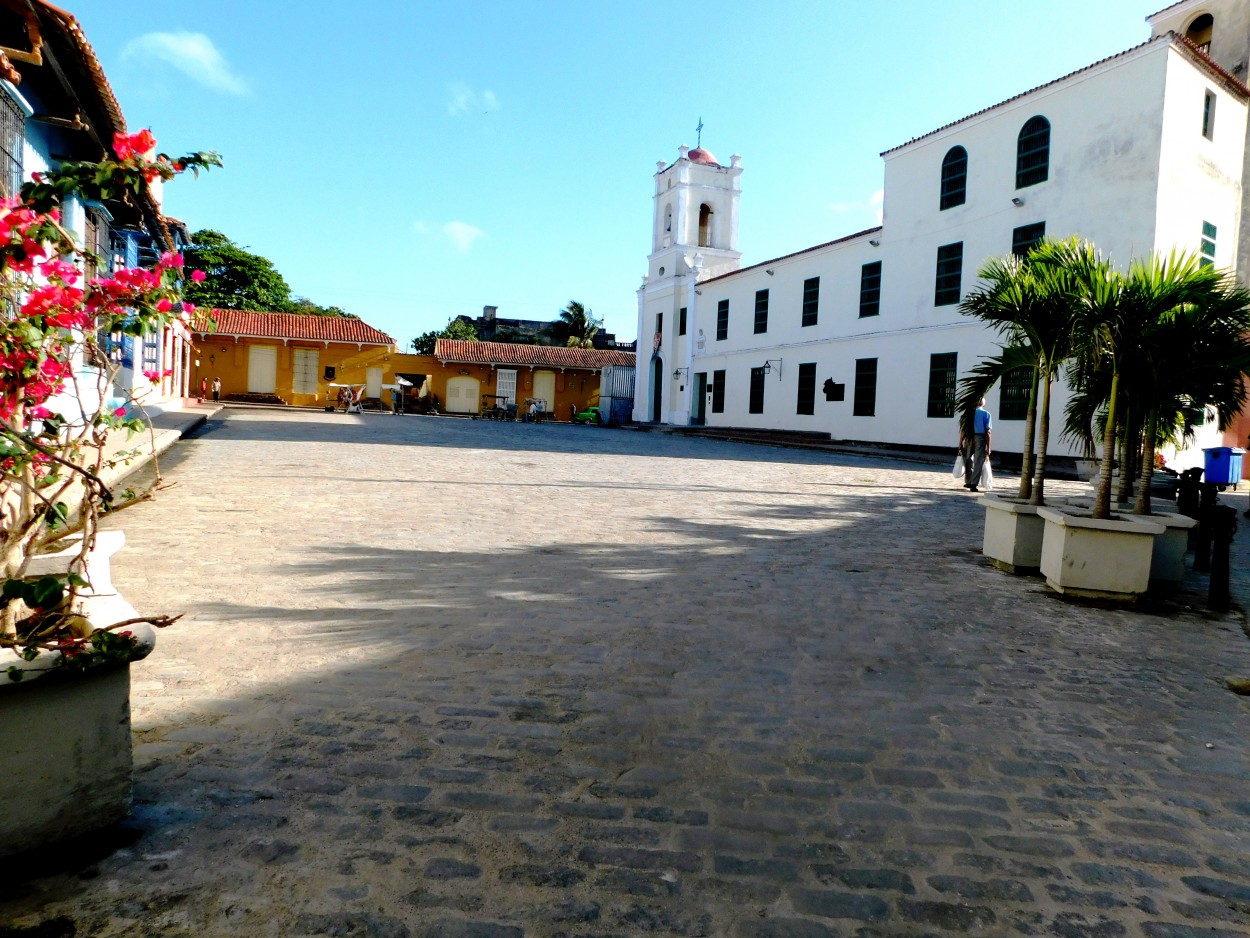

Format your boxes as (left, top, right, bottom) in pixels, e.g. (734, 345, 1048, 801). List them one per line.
(191, 311, 397, 406)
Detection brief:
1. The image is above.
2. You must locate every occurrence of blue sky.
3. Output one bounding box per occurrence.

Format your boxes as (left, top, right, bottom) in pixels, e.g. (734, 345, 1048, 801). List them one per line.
(66, 0, 1156, 347)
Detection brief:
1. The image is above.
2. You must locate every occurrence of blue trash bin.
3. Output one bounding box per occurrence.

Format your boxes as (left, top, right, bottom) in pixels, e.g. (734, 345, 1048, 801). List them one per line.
(1203, 447, 1245, 486)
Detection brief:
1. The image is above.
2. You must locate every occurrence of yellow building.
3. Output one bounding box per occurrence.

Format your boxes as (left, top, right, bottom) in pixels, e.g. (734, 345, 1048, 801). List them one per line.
(191, 311, 399, 407)
(191, 312, 636, 418)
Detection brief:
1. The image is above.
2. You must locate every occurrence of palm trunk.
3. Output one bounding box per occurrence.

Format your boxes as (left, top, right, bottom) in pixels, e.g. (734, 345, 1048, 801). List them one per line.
(1018, 367, 1039, 500)
(1093, 372, 1120, 520)
(1134, 414, 1156, 515)
(1114, 409, 1133, 506)
(1029, 371, 1052, 506)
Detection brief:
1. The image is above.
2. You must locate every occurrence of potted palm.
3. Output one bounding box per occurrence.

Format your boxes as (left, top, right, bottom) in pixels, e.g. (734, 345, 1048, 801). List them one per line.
(1036, 246, 1250, 599)
(958, 238, 1077, 573)
(0, 132, 218, 856)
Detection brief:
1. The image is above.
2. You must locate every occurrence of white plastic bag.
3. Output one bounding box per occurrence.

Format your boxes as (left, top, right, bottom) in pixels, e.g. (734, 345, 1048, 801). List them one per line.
(982, 460, 994, 492)
(952, 453, 964, 480)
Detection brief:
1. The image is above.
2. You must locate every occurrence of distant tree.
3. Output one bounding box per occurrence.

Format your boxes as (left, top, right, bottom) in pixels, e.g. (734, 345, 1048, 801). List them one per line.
(291, 296, 357, 318)
(546, 300, 601, 347)
(183, 229, 297, 312)
(411, 317, 478, 354)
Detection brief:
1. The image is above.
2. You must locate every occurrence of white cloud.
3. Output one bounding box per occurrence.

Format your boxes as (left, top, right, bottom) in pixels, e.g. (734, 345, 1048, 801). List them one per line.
(443, 221, 484, 253)
(446, 83, 500, 116)
(828, 188, 885, 224)
(123, 31, 248, 95)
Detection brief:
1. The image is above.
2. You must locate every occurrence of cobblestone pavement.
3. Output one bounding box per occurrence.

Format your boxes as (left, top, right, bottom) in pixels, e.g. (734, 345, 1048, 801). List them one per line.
(5, 408, 1250, 938)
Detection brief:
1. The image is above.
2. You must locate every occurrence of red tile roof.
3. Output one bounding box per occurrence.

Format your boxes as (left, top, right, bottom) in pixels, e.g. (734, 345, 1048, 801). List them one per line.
(435, 339, 635, 370)
(881, 33, 1247, 157)
(193, 310, 395, 346)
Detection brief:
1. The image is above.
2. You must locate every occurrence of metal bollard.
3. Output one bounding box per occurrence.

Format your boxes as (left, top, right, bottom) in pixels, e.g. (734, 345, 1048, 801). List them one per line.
(1177, 467, 1203, 519)
(1193, 483, 1220, 572)
(1209, 504, 1238, 612)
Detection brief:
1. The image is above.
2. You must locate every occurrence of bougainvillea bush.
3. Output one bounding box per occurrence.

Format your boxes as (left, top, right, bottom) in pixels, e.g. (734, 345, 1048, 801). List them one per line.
(0, 131, 219, 669)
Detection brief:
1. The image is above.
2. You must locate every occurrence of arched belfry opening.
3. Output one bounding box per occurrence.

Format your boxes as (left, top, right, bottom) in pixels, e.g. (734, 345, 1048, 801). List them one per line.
(1186, 12, 1213, 52)
(698, 204, 713, 248)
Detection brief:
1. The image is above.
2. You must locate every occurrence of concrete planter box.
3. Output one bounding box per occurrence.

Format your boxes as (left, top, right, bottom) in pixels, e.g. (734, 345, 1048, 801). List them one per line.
(979, 495, 1045, 573)
(1130, 510, 1197, 586)
(0, 530, 154, 858)
(1038, 506, 1165, 601)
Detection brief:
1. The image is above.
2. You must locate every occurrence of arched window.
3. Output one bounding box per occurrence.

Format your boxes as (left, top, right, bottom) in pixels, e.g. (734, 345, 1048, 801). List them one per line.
(698, 204, 712, 247)
(1016, 116, 1050, 189)
(664, 204, 672, 233)
(1186, 13, 1213, 53)
(940, 146, 967, 210)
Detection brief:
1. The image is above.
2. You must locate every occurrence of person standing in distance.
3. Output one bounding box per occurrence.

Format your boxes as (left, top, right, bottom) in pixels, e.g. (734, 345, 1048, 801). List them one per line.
(963, 397, 992, 492)
(212, 377, 221, 402)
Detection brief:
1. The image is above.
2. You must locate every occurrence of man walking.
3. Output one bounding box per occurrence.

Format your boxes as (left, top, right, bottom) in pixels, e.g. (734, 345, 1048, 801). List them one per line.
(963, 398, 992, 492)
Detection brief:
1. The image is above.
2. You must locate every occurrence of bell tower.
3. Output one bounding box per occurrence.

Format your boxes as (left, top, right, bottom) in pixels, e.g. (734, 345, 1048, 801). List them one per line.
(648, 144, 743, 283)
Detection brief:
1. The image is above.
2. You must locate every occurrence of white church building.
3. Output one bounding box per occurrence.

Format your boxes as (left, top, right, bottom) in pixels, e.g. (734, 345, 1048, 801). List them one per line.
(633, 1, 1250, 466)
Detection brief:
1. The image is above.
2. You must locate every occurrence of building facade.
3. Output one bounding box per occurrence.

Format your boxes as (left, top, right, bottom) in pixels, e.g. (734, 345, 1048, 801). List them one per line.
(635, 1, 1250, 468)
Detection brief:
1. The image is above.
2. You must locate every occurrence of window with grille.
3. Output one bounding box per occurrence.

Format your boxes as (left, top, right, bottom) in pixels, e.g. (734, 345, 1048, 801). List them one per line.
(0, 91, 22, 200)
(999, 366, 1032, 420)
(1016, 116, 1051, 188)
(716, 299, 729, 340)
(1012, 222, 1046, 257)
(853, 358, 878, 417)
(859, 261, 882, 318)
(712, 369, 725, 413)
(940, 146, 967, 210)
(802, 277, 819, 327)
(796, 363, 816, 415)
(1203, 91, 1216, 139)
(1201, 221, 1217, 267)
(935, 243, 963, 306)
(142, 332, 160, 373)
(927, 352, 958, 418)
(293, 348, 319, 394)
(84, 209, 111, 282)
(754, 289, 769, 334)
(749, 366, 766, 414)
(496, 368, 517, 404)
(678, 306, 686, 336)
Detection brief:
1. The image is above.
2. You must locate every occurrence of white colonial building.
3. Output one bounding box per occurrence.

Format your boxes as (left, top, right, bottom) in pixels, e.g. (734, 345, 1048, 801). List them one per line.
(634, 1, 1250, 466)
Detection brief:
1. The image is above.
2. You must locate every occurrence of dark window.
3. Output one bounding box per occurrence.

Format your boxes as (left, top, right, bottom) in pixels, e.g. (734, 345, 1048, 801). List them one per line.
(940, 146, 967, 210)
(1012, 222, 1046, 257)
(796, 362, 817, 415)
(678, 306, 687, 336)
(859, 261, 882, 318)
(716, 299, 728, 340)
(655, 312, 663, 339)
(1203, 90, 1216, 139)
(801, 277, 819, 327)
(1000, 366, 1032, 420)
(0, 92, 22, 199)
(1016, 116, 1050, 188)
(749, 366, 766, 414)
(927, 352, 958, 418)
(754, 289, 769, 334)
(853, 358, 878, 417)
(935, 242, 963, 306)
(1201, 220, 1217, 268)
(83, 209, 111, 283)
(712, 369, 725, 413)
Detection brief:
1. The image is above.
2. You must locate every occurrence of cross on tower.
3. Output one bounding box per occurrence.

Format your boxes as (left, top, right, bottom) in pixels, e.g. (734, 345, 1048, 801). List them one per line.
(695, 117, 704, 148)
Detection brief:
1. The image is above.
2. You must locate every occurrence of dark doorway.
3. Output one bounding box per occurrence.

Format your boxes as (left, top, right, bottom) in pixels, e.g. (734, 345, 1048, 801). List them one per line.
(692, 372, 707, 425)
(651, 357, 663, 422)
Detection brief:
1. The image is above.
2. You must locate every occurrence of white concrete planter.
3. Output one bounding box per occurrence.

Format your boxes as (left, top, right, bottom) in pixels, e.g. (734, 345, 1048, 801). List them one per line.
(0, 530, 155, 858)
(1037, 506, 1165, 601)
(1129, 510, 1197, 586)
(979, 495, 1045, 574)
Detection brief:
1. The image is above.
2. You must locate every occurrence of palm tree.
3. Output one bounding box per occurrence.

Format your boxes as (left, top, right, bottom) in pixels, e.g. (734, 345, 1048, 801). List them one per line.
(958, 239, 1080, 505)
(1064, 247, 1250, 519)
(556, 300, 602, 348)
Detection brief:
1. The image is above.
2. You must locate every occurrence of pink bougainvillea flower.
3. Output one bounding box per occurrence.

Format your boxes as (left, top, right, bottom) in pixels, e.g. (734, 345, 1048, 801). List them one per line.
(156, 299, 173, 313)
(190, 269, 206, 283)
(113, 406, 127, 417)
